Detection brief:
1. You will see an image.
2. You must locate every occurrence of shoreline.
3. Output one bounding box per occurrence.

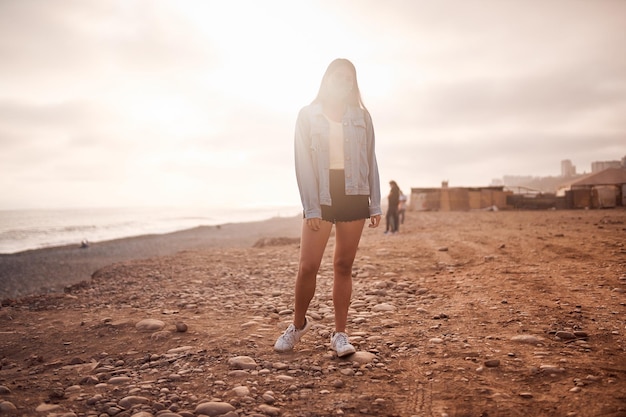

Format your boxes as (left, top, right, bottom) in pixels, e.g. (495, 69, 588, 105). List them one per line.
(0, 214, 302, 300)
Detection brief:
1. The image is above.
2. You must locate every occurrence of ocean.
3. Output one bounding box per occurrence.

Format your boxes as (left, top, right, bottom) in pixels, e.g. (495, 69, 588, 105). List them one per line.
(0, 206, 301, 254)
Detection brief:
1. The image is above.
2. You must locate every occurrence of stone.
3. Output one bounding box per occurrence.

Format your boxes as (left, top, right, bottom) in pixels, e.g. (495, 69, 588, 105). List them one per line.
(484, 359, 501, 367)
(372, 303, 396, 312)
(135, 319, 166, 331)
(228, 356, 257, 370)
(259, 404, 281, 416)
(511, 335, 543, 344)
(0, 401, 17, 412)
(232, 386, 250, 397)
(194, 401, 236, 416)
(119, 396, 150, 409)
(130, 412, 154, 417)
(35, 403, 61, 412)
(108, 376, 132, 384)
(351, 351, 377, 364)
(555, 331, 577, 340)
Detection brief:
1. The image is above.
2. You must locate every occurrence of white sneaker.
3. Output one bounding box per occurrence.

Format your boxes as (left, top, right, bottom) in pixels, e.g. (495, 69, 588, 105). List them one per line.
(330, 332, 356, 357)
(274, 317, 312, 352)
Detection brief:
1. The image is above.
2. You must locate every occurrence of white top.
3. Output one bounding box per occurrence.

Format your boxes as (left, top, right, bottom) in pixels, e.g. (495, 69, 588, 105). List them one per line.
(326, 116, 345, 169)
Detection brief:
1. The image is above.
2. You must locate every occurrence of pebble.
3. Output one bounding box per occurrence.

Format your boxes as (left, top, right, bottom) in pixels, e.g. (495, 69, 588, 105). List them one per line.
(228, 356, 257, 370)
(135, 319, 166, 331)
(35, 403, 61, 412)
(351, 351, 377, 364)
(119, 395, 150, 409)
(372, 303, 396, 312)
(0, 401, 17, 412)
(194, 401, 236, 416)
(540, 365, 566, 373)
(484, 359, 500, 368)
(332, 379, 345, 388)
(259, 404, 281, 416)
(232, 386, 250, 397)
(511, 335, 543, 344)
(130, 412, 154, 417)
(108, 376, 132, 384)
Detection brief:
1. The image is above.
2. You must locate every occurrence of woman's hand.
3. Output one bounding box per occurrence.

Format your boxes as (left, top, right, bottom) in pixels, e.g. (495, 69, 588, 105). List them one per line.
(306, 217, 322, 231)
(368, 215, 381, 228)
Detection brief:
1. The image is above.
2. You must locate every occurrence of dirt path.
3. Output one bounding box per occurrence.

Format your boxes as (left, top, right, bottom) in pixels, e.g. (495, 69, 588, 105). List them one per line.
(1, 210, 625, 417)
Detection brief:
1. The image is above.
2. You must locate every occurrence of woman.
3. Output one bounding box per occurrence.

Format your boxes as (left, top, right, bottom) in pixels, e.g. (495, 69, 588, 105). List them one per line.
(385, 181, 400, 234)
(274, 58, 382, 357)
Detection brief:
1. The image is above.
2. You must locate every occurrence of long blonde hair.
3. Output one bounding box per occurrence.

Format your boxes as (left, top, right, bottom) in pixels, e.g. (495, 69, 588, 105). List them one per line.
(313, 58, 367, 110)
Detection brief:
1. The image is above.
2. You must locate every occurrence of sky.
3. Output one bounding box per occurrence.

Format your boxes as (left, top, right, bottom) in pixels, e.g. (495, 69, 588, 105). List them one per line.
(1, 0, 625, 211)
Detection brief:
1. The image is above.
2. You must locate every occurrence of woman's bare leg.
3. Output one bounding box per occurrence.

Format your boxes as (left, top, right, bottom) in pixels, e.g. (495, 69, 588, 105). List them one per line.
(332, 219, 365, 332)
(293, 219, 332, 328)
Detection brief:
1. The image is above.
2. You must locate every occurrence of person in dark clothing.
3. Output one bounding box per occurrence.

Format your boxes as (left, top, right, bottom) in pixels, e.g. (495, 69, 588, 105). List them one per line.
(385, 180, 400, 234)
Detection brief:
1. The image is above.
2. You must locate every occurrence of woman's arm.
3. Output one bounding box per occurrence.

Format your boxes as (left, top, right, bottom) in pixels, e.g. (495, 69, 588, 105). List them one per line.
(294, 107, 322, 219)
(365, 110, 382, 217)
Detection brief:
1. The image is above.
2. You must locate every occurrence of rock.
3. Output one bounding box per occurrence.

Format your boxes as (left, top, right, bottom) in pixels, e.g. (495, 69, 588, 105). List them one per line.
(0, 401, 17, 413)
(351, 351, 376, 364)
(167, 346, 194, 354)
(130, 412, 154, 417)
(0, 386, 11, 395)
(175, 322, 188, 332)
(332, 379, 345, 388)
(108, 376, 132, 384)
(540, 364, 566, 373)
(35, 403, 61, 412)
(259, 404, 281, 416)
(511, 335, 543, 344)
(228, 370, 249, 377)
(555, 331, 577, 340)
(262, 391, 276, 404)
(194, 401, 236, 416)
(135, 319, 166, 331)
(232, 386, 250, 397)
(484, 359, 501, 367)
(228, 356, 257, 370)
(119, 396, 150, 409)
(372, 303, 396, 312)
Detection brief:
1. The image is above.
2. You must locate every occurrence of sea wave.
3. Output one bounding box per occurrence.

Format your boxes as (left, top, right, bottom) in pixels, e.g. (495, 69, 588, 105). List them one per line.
(0, 206, 300, 254)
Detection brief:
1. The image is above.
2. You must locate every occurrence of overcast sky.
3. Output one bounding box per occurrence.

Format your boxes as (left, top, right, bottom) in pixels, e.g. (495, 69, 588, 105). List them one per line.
(1, 0, 625, 211)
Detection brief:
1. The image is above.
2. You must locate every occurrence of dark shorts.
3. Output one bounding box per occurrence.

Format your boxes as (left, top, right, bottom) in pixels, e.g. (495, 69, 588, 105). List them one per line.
(305, 170, 370, 223)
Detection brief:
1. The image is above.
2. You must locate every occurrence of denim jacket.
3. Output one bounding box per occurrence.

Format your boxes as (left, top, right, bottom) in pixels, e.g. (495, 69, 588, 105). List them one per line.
(294, 102, 382, 219)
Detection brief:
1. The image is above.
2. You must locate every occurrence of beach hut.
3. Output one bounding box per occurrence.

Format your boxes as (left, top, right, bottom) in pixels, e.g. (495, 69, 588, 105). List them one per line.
(562, 168, 626, 208)
(409, 184, 510, 211)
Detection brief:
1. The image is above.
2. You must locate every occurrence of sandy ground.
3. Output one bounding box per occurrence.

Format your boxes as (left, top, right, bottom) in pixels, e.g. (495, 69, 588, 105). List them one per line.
(0, 209, 625, 417)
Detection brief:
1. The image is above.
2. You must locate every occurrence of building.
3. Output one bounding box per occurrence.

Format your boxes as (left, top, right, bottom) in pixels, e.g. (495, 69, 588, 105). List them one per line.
(559, 168, 626, 208)
(561, 159, 576, 177)
(591, 160, 621, 173)
(410, 182, 511, 211)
